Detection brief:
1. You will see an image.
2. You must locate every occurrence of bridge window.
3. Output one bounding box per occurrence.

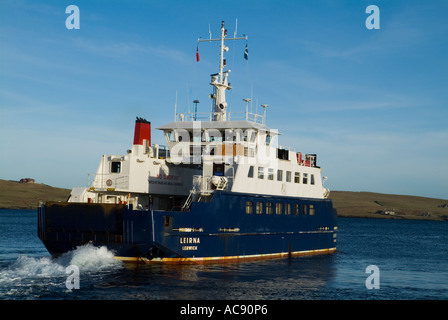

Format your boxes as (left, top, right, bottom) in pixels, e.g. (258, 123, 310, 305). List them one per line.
(265, 134, 271, 146)
(286, 171, 291, 182)
(249, 131, 257, 142)
(111, 161, 121, 173)
(167, 131, 176, 142)
(311, 174, 315, 185)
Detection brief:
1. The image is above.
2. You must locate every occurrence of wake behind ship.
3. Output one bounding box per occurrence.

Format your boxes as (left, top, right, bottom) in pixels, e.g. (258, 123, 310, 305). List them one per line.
(38, 22, 337, 263)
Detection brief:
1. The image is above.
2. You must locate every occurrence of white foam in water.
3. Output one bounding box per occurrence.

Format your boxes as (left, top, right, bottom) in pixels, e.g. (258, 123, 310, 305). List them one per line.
(1, 255, 65, 284)
(55, 243, 122, 271)
(0, 243, 122, 297)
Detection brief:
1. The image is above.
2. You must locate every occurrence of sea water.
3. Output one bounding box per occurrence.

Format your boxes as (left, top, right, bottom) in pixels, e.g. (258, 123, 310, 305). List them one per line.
(0, 209, 447, 300)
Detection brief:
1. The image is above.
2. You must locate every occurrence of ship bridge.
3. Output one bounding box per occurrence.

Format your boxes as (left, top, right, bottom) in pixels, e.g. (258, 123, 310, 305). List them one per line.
(157, 115, 278, 162)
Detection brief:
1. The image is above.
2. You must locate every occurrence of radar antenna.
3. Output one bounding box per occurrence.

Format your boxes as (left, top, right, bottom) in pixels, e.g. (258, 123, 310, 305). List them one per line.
(198, 21, 247, 121)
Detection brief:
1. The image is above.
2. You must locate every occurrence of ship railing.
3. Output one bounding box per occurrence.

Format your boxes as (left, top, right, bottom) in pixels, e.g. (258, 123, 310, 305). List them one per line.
(175, 110, 265, 124)
(152, 144, 170, 159)
(88, 173, 129, 191)
(182, 174, 234, 211)
(193, 175, 233, 194)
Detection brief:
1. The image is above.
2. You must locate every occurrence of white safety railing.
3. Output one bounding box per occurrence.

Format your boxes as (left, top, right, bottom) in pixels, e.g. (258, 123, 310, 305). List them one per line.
(88, 174, 129, 190)
(175, 110, 266, 124)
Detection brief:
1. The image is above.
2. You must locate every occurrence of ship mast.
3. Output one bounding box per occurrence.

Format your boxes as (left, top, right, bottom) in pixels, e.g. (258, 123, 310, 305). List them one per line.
(198, 21, 247, 121)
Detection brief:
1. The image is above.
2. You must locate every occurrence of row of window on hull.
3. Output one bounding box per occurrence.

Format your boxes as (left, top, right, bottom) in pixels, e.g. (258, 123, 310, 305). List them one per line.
(245, 201, 316, 216)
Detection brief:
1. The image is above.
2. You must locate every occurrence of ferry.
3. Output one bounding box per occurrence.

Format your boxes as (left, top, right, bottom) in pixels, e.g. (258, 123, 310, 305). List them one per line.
(38, 21, 337, 263)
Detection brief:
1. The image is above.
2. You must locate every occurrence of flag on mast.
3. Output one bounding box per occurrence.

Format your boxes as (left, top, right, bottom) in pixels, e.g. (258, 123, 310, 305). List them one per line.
(244, 43, 248, 60)
(196, 46, 200, 62)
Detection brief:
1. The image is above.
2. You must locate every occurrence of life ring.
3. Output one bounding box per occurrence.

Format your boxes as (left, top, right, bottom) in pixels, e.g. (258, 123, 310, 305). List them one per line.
(106, 179, 113, 187)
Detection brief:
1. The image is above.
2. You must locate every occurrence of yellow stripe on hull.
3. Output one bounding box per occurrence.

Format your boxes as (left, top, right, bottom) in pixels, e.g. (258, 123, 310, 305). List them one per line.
(114, 247, 336, 264)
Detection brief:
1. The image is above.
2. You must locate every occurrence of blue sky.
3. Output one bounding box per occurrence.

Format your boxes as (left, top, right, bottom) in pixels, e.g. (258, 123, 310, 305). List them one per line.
(1, 0, 447, 199)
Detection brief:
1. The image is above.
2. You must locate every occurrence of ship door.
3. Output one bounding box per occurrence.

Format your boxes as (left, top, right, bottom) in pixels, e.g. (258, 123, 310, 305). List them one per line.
(213, 163, 224, 176)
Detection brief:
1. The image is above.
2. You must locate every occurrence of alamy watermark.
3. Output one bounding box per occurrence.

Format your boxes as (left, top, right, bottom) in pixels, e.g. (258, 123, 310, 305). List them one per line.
(366, 5, 380, 30)
(64, 4, 379, 31)
(65, 5, 80, 30)
(65, 265, 80, 290)
(64, 4, 380, 30)
(365, 265, 380, 289)
(164, 126, 280, 167)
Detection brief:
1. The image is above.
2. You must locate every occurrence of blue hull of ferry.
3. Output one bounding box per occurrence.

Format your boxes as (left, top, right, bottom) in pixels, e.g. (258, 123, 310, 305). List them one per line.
(38, 191, 337, 263)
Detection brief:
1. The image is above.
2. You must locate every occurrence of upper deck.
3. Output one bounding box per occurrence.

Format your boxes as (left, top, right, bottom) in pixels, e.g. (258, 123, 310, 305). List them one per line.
(68, 21, 330, 208)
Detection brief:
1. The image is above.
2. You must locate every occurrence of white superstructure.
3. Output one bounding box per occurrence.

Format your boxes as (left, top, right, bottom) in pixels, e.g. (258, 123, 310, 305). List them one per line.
(68, 21, 330, 211)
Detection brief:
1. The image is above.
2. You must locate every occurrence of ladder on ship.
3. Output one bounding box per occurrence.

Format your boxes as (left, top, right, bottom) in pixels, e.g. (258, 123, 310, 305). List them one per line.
(181, 192, 193, 211)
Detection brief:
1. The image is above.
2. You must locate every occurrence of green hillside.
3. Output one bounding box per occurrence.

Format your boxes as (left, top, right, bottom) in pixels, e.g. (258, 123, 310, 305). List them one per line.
(330, 191, 448, 221)
(0, 179, 70, 209)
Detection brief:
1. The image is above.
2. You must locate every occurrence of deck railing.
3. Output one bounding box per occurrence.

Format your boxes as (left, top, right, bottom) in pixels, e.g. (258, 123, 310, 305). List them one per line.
(175, 110, 266, 124)
(88, 174, 129, 190)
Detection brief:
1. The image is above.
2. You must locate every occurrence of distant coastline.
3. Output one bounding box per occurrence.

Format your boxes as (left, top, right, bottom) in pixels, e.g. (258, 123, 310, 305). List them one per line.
(330, 190, 448, 221)
(0, 179, 70, 210)
(1, 179, 447, 221)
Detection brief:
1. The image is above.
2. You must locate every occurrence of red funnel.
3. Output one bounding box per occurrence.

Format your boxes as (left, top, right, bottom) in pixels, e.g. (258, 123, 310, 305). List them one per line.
(133, 117, 151, 145)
